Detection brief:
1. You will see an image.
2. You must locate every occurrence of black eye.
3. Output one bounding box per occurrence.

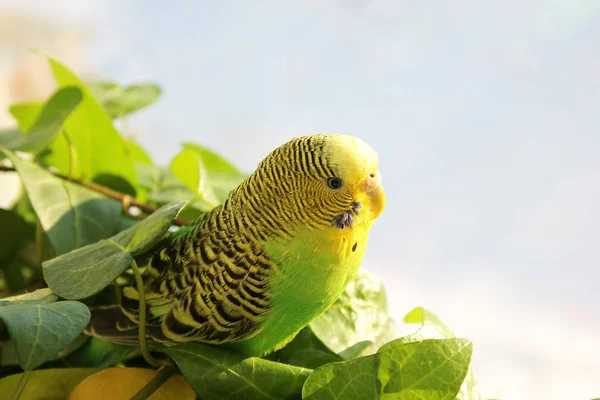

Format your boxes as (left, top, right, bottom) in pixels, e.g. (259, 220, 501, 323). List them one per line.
(326, 177, 343, 190)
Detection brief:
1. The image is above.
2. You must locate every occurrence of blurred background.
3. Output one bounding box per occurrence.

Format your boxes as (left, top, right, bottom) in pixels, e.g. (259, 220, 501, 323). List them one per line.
(1, 1, 598, 398)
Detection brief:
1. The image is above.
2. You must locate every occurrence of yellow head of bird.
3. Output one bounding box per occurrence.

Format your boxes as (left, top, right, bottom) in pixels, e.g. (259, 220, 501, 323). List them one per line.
(254, 134, 385, 232)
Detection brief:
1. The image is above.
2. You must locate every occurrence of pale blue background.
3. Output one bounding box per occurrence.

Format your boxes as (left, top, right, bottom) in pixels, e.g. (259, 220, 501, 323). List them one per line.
(2, 1, 599, 398)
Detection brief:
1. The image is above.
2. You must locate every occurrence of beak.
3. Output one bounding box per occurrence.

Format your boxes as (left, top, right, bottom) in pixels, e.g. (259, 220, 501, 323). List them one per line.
(358, 171, 385, 219)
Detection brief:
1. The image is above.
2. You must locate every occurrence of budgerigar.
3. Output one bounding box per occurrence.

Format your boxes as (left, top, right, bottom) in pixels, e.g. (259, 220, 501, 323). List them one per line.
(87, 134, 385, 356)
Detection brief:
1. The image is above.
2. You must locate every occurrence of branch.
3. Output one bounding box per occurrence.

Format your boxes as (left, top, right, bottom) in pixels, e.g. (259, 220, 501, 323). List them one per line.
(0, 165, 190, 226)
(130, 366, 176, 400)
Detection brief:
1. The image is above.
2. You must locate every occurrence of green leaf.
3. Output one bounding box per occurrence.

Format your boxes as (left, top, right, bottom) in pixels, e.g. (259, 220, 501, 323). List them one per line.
(310, 268, 396, 358)
(1, 149, 122, 256)
(2, 259, 28, 293)
(271, 327, 342, 370)
(0, 209, 31, 267)
(10, 188, 37, 225)
(42, 201, 188, 299)
(0, 290, 90, 370)
(136, 163, 195, 204)
(43, 56, 137, 189)
(0, 368, 97, 399)
(125, 138, 153, 165)
(386, 307, 481, 400)
(0, 288, 57, 307)
(0, 86, 82, 156)
(9, 102, 42, 131)
(179, 143, 246, 206)
(42, 241, 132, 300)
(302, 338, 473, 400)
(66, 337, 136, 368)
(112, 200, 188, 254)
(9, 101, 70, 180)
(164, 342, 311, 400)
(0, 340, 19, 366)
(89, 81, 161, 119)
(170, 149, 200, 194)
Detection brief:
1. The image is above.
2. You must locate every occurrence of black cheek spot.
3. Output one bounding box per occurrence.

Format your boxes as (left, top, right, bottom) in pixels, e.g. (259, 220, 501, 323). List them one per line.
(352, 242, 358, 252)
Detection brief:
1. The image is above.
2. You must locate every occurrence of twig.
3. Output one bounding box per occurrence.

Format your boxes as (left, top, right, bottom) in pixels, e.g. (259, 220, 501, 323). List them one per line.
(0, 165, 190, 226)
(130, 366, 175, 400)
(10, 370, 31, 400)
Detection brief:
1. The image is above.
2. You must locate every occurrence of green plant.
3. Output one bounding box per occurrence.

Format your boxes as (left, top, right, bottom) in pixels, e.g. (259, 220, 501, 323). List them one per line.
(0, 55, 479, 399)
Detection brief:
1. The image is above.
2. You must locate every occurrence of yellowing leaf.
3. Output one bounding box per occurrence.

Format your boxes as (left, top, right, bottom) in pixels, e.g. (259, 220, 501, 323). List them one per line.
(0, 368, 97, 400)
(68, 368, 195, 400)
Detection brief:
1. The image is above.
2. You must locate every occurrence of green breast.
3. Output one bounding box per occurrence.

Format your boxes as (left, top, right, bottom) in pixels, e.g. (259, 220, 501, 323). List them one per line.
(227, 227, 364, 356)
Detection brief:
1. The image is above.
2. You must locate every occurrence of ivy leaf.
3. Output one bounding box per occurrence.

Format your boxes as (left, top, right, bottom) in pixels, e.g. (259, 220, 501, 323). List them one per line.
(0, 86, 82, 156)
(88, 81, 162, 119)
(388, 307, 482, 400)
(0, 290, 90, 370)
(0, 148, 122, 256)
(302, 338, 473, 400)
(310, 268, 396, 358)
(164, 342, 311, 400)
(42, 201, 188, 299)
(0, 368, 98, 399)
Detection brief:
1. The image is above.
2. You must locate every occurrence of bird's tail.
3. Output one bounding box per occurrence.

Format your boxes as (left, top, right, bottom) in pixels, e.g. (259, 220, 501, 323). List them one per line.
(85, 305, 174, 346)
(85, 241, 181, 346)
(85, 305, 142, 346)
(84, 287, 172, 346)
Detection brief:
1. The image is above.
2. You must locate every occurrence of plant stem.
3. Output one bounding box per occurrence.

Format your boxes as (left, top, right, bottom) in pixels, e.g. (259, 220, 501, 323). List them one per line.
(35, 219, 44, 265)
(10, 370, 32, 400)
(113, 281, 122, 305)
(129, 259, 173, 370)
(0, 165, 190, 226)
(130, 366, 175, 400)
(62, 129, 77, 180)
(129, 259, 161, 368)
